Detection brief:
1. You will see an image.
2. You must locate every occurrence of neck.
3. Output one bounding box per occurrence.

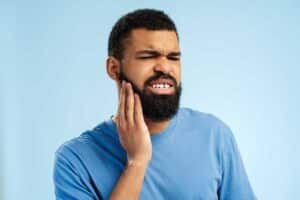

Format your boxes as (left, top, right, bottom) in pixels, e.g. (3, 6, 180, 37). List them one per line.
(144, 118, 170, 135)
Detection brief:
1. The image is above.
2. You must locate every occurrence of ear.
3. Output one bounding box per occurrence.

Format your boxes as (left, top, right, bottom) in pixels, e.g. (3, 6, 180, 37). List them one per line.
(106, 56, 120, 81)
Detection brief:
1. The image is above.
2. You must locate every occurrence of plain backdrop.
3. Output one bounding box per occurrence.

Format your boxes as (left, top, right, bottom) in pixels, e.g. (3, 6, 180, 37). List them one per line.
(1, 1, 300, 199)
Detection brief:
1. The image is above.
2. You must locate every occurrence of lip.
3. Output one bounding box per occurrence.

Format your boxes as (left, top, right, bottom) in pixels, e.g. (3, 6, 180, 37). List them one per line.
(149, 78, 175, 87)
(146, 85, 175, 95)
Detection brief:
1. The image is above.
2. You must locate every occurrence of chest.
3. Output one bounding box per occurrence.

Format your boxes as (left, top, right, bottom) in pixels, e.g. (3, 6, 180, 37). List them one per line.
(139, 141, 221, 199)
(89, 129, 222, 199)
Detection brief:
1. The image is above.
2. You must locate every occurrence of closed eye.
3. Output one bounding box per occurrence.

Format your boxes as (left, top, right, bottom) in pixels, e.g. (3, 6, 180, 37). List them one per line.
(167, 56, 180, 61)
(135, 50, 181, 60)
(137, 56, 157, 59)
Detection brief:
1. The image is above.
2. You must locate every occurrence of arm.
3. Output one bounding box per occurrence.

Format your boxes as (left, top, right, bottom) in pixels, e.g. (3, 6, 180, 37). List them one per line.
(109, 160, 149, 200)
(53, 151, 100, 200)
(109, 81, 152, 200)
(218, 124, 257, 200)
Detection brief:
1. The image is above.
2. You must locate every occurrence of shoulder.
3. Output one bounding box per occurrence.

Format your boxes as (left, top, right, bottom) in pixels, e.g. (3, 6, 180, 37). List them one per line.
(178, 107, 217, 121)
(178, 107, 231, 128)
(53, 129, 107, 181)
(178, 107, 234, 139)
(54, 130, 101, 166)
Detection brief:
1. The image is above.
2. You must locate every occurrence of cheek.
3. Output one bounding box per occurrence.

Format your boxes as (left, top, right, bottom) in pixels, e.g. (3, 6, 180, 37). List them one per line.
(126, 68, 149, 88)
(173, 65, 181, 84)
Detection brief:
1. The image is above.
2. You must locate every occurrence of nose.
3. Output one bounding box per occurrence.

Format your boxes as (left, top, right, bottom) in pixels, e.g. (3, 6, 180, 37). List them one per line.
(153, 56, 173, 75)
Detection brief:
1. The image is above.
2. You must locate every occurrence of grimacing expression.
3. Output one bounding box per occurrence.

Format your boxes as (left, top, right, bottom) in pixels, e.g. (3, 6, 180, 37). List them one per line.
(117, 29, 182, 122)
(118, 69, 182, 122)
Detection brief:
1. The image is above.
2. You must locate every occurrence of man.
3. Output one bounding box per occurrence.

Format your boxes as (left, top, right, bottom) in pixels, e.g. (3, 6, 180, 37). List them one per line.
(53, 9, 256, 200)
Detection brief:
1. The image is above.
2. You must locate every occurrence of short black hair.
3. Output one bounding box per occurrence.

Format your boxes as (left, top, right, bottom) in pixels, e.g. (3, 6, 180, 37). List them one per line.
(108, 8, 178, 60)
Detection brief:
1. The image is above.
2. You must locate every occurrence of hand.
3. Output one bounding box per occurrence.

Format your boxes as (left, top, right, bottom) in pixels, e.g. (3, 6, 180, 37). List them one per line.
(116, 81, 152, 165)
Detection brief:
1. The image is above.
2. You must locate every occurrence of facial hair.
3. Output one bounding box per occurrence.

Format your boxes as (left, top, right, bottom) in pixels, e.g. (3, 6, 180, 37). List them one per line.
(118, 69, 182, 122)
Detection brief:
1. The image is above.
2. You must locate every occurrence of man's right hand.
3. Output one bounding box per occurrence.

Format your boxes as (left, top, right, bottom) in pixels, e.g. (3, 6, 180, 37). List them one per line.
(115, 80, 152, 166)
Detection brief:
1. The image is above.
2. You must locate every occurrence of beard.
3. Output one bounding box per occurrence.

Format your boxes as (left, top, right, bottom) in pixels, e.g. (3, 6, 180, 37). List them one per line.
(118, 69, 182, 122)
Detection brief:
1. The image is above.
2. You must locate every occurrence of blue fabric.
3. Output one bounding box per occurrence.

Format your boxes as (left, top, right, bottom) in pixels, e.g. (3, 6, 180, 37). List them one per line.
(53, 107, 256, 199)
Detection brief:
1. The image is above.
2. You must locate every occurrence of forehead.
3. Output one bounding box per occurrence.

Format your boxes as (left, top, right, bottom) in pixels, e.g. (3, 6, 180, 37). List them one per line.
(126, 29, 180, 53)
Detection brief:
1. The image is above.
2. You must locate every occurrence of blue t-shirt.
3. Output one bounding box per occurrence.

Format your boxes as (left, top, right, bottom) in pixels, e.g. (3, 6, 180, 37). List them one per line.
(53, 107, 256, 199)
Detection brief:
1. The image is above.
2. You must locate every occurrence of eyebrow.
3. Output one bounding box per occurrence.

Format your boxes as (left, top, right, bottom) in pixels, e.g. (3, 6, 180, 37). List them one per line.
(135, 50, 181, 57)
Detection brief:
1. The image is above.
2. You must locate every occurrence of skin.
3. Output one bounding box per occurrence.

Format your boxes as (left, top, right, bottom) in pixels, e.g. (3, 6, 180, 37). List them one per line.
(106, 28, 181, 199)
(107, 28, 181, 134)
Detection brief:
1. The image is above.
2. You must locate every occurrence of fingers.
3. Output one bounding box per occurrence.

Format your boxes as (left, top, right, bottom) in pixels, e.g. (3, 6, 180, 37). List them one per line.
(134, 93, 145, 125)
(118, 81, 126, 126)
(118, 80, 144, 128)
(126, 82, 134, 126)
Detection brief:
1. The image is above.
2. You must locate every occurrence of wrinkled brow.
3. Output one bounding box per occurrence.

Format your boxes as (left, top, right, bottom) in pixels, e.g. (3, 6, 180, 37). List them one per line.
(135, 50, 181, 57)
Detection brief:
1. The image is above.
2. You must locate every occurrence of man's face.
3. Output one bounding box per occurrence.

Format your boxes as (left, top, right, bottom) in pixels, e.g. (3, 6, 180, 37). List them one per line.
(118, 29, 182, 122)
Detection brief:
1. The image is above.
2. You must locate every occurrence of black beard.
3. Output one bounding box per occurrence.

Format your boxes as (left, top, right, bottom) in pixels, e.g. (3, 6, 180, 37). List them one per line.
(118, 69, 182, 122)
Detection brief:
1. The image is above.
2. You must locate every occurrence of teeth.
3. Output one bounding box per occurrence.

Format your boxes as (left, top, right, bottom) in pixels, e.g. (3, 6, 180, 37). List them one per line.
(152, 84, 171, 89)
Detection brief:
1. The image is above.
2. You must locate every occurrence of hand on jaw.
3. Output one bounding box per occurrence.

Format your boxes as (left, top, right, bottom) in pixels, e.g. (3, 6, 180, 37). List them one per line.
(115, 80, 152, 166)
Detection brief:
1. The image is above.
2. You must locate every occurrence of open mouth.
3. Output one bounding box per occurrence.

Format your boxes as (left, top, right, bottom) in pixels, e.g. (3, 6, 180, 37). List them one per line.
(146, 79, 175, 95)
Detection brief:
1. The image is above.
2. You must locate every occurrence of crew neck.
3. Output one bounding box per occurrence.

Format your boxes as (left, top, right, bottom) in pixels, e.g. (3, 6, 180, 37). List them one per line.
(102, 110, 180, 143)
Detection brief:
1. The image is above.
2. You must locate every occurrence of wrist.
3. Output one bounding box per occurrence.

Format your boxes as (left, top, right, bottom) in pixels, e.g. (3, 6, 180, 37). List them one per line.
(127, 159, 150, 169)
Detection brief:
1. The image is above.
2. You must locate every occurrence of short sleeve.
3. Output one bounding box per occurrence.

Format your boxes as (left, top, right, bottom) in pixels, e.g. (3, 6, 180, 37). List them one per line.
(53, 151, 98, 200)
(218, 124, 257, 200)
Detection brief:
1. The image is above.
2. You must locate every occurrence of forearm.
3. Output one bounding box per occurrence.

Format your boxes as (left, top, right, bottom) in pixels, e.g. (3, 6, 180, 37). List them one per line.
(109, 160, 149, 200)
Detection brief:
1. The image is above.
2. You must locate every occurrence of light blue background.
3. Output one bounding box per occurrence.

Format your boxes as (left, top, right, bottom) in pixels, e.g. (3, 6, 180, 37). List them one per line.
(1, 1, 299, 199)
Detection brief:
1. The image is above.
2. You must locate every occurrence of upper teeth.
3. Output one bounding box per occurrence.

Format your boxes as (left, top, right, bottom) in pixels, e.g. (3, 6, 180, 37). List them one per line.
(152, 84, 171, 88)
